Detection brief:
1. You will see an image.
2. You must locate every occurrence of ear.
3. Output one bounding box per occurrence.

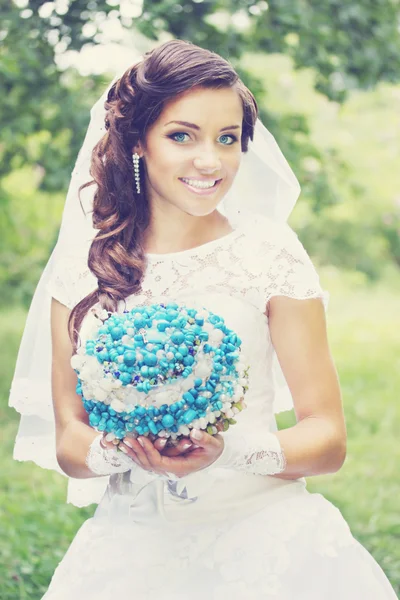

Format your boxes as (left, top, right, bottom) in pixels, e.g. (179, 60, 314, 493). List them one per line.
(132, 140, 145, 158)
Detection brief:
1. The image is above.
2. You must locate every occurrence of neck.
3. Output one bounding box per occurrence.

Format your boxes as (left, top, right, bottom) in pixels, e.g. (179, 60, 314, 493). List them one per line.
(142, 204, 231, 255)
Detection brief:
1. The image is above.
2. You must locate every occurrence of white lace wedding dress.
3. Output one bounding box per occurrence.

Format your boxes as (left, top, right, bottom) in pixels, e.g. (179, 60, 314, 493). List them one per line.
(41, 215, 398, 599)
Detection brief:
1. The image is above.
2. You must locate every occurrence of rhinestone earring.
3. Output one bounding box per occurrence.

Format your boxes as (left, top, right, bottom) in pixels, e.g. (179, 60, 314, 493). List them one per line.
(132, 152, 141, 194)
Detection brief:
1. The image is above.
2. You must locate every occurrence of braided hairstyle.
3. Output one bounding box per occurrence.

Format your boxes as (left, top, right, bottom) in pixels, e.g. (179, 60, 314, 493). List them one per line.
(68, 39, 258, 350)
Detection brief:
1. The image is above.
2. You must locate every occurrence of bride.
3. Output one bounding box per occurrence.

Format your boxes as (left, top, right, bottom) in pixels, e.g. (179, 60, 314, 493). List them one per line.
(9, 39, 398, 599)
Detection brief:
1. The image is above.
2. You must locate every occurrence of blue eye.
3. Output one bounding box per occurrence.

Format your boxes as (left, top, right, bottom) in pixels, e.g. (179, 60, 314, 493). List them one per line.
(219, 134, 238, 145)
(169, 132, 190, 143)
(167, 132, 238, 145)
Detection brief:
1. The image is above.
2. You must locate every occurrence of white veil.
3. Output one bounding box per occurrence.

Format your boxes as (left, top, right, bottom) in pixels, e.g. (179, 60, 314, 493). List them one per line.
(8, 54, 302, 507)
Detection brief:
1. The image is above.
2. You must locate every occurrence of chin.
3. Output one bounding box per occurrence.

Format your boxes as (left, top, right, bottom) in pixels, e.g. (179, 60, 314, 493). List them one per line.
(182, 202, 220, 218)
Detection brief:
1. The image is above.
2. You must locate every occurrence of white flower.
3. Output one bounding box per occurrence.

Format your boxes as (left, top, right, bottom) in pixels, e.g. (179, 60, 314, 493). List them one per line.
(209, 329, 225, 344)
(93, 387, 108, 402)
(70, 355, 85, 369)
(110, 399, 126, 413)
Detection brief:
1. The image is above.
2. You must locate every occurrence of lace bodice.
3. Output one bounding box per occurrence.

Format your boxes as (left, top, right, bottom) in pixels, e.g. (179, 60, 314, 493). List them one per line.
(50, 215, 325, 314)
(45, 214, 327, 506)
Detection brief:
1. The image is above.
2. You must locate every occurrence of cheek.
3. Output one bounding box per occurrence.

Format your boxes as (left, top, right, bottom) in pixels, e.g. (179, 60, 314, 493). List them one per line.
(146, 143, 187, 180)
(226, 152, 242, 178)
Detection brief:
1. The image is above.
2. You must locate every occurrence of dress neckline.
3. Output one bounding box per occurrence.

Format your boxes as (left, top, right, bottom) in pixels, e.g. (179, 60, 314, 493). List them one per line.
(145, 217, 251, 261)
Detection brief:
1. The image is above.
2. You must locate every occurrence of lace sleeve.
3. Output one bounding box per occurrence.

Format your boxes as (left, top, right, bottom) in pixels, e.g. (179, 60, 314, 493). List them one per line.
(46, 255, 75, 309)
(262, 223, 328, 308)
(45, 248, 96, 310)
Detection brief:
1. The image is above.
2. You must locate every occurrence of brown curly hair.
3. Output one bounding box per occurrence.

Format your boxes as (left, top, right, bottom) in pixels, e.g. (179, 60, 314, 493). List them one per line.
(68, 39, 258, 349)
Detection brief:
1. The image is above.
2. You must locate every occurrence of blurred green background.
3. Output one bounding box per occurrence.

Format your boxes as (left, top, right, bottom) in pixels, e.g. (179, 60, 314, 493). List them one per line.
(1, 1, 400, 598)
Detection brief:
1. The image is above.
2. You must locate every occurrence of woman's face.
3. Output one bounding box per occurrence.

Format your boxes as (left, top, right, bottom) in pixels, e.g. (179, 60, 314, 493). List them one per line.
(135, 86, 243, 218)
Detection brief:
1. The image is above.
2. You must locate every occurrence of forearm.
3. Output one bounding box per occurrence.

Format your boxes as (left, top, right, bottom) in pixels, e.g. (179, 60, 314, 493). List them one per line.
(271, 416, 347, 479)
(212, 416, 346, 479)
(56, 420, 134, 479)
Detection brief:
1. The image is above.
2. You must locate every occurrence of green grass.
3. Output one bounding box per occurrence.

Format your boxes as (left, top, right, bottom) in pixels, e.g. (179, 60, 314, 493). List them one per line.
(1, 277, 400, 598)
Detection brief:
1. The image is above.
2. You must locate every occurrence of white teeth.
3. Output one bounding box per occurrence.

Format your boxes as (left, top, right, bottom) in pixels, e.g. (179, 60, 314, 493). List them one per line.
(181, 178, 216, 189)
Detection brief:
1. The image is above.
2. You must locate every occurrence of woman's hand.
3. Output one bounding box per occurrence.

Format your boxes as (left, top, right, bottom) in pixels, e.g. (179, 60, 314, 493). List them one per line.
(112, 429, 225, 479)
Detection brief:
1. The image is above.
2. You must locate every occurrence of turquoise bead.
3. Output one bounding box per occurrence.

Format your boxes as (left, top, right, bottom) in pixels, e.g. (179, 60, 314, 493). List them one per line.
(166, 309, 179, 320)
(134, 317, 146, 329)
(171, 331, 185, 345)
(111, 326, 124, 340)
(89, 413, 100, 427)
(149, 421, 158, 435)
(156, 320, 169, 332)
(162, 414, 175, 428)
(178, 344, 188, 357)
(182, 392, 195, 405)
(144, 354, 157, 367)
(195, 396, 208, 409)
(124, 351, 136, 366)
(226, 352, 238, 365)
(120, 372, 132, 385)
(183, 409, 197, 424)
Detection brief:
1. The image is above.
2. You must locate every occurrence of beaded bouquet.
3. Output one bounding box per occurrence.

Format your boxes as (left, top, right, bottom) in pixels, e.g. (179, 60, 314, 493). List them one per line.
(72, 302, 249, 447)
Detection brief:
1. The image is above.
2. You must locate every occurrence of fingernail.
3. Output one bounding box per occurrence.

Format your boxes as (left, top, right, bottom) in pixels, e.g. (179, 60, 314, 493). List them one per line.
(159, 439, 167, 448)
(182, 443, 192, 450)
(138, 438, 145, 447)
(124, 440, 134, 449)
(119, 445, 128, 453)
(191, 428, 202, 440)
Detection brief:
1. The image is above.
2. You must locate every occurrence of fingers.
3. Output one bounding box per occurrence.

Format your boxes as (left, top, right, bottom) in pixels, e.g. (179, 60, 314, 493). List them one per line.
(161, 437, 195, 457)
(120, 437, 154, 470)
(189, 428, 222, 449)
(153, 437, 168, 452)
(120, 436, 170, 476)
(112, 431, 223, 478)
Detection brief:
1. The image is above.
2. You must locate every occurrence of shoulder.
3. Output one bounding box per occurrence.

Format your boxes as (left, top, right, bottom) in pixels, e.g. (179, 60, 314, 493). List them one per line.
(239, 214, 307, 261)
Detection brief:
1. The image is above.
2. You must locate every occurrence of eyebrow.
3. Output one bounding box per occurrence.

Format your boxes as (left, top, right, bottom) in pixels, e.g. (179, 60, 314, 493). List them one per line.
(164, 120, 241, 132)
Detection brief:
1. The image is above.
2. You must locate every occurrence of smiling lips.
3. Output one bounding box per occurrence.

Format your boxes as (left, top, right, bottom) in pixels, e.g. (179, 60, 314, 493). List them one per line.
(179, 177, 222, 195)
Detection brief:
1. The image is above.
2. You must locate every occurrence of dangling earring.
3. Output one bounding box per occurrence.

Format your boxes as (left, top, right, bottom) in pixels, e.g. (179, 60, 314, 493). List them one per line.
(132, 153, 141, 194)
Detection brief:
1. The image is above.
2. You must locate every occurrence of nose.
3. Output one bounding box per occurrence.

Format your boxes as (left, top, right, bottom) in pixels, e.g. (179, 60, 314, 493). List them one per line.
(193, 146, 222, 173)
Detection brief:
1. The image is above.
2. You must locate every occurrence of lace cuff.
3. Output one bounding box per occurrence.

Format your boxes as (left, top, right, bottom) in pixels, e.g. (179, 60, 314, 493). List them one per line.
(85, 434, 136, 476)
(211, 431, 287, 475)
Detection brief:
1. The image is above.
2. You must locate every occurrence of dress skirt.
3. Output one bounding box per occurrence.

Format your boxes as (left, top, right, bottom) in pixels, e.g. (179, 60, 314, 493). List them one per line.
(41, 470, 398, 599)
